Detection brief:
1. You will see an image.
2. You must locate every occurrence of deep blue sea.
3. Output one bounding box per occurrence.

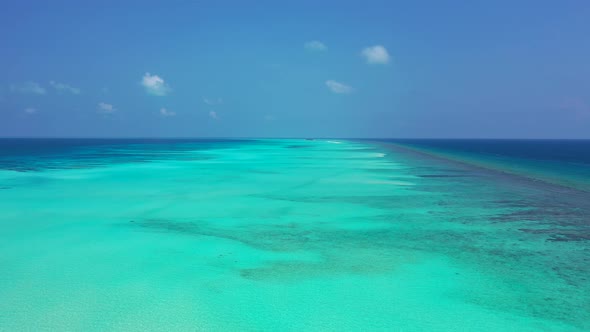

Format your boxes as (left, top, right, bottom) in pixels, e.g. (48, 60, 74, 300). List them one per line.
(0, 138, 250, 172)
(378, 139, 590, 192)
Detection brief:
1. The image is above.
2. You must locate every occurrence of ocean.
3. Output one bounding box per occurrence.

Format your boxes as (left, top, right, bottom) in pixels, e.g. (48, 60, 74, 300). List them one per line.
(0, 138, 588, 331)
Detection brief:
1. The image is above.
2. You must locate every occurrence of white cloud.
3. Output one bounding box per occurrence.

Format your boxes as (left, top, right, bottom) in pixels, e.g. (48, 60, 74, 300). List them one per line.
(326, 80, 354, 94)
(264, 114, 275, 121)
(10, 82, 46, 95)
(305, 40, 327, 51)
(50, 81, 80, 94)
(141, 73, 171, 96)
(24, 107, 37, 114)
(203, 97, 223, 105)
(361, 45, 390, 64)
(209, 111, 219, 120)
(97, 102, 116, 113)
(160, 108, 176, 117)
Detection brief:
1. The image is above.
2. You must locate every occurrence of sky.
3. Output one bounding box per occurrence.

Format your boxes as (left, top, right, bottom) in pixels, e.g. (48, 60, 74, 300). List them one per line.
(1, 0, 589, 138)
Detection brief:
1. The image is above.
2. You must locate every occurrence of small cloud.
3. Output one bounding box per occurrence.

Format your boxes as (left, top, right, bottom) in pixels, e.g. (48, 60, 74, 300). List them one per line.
(326, 80, 354, 94)
(160, 108, 176, 117)
(97, 102, 116, 113)
(10, 82, 46, 95)
(264, 114, 275, 121)
(141, 73, 171, 96)
(209, 111, 219, 120)
(361, 45, 390, 64)
(24, 107, 37, 114)
(305, 40, 327, 51)
(203, 97, 223, 105)
(49, 81, 80, 94)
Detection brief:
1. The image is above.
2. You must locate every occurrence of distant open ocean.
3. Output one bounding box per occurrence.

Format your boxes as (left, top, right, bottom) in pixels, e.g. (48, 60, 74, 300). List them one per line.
(1, 138, 589, 331)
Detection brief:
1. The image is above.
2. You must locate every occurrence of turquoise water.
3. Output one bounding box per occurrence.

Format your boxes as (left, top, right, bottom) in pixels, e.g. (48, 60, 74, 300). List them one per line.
(0, 139, 589, 331)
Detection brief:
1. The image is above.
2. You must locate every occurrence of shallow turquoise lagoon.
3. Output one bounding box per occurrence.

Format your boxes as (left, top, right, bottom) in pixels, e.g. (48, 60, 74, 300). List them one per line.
(0, 139, 588, 331)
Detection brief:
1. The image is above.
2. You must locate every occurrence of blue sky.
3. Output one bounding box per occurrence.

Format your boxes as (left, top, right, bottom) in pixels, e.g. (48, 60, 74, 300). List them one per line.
(1, 0, 589, 138)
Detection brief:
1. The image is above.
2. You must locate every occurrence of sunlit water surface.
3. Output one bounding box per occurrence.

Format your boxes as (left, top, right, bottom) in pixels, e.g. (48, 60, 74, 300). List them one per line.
(0, 139, 588, 331)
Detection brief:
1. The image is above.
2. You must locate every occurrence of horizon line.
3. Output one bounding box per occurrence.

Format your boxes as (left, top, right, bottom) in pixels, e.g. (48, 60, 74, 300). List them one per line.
(1, 136, 590, 140)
